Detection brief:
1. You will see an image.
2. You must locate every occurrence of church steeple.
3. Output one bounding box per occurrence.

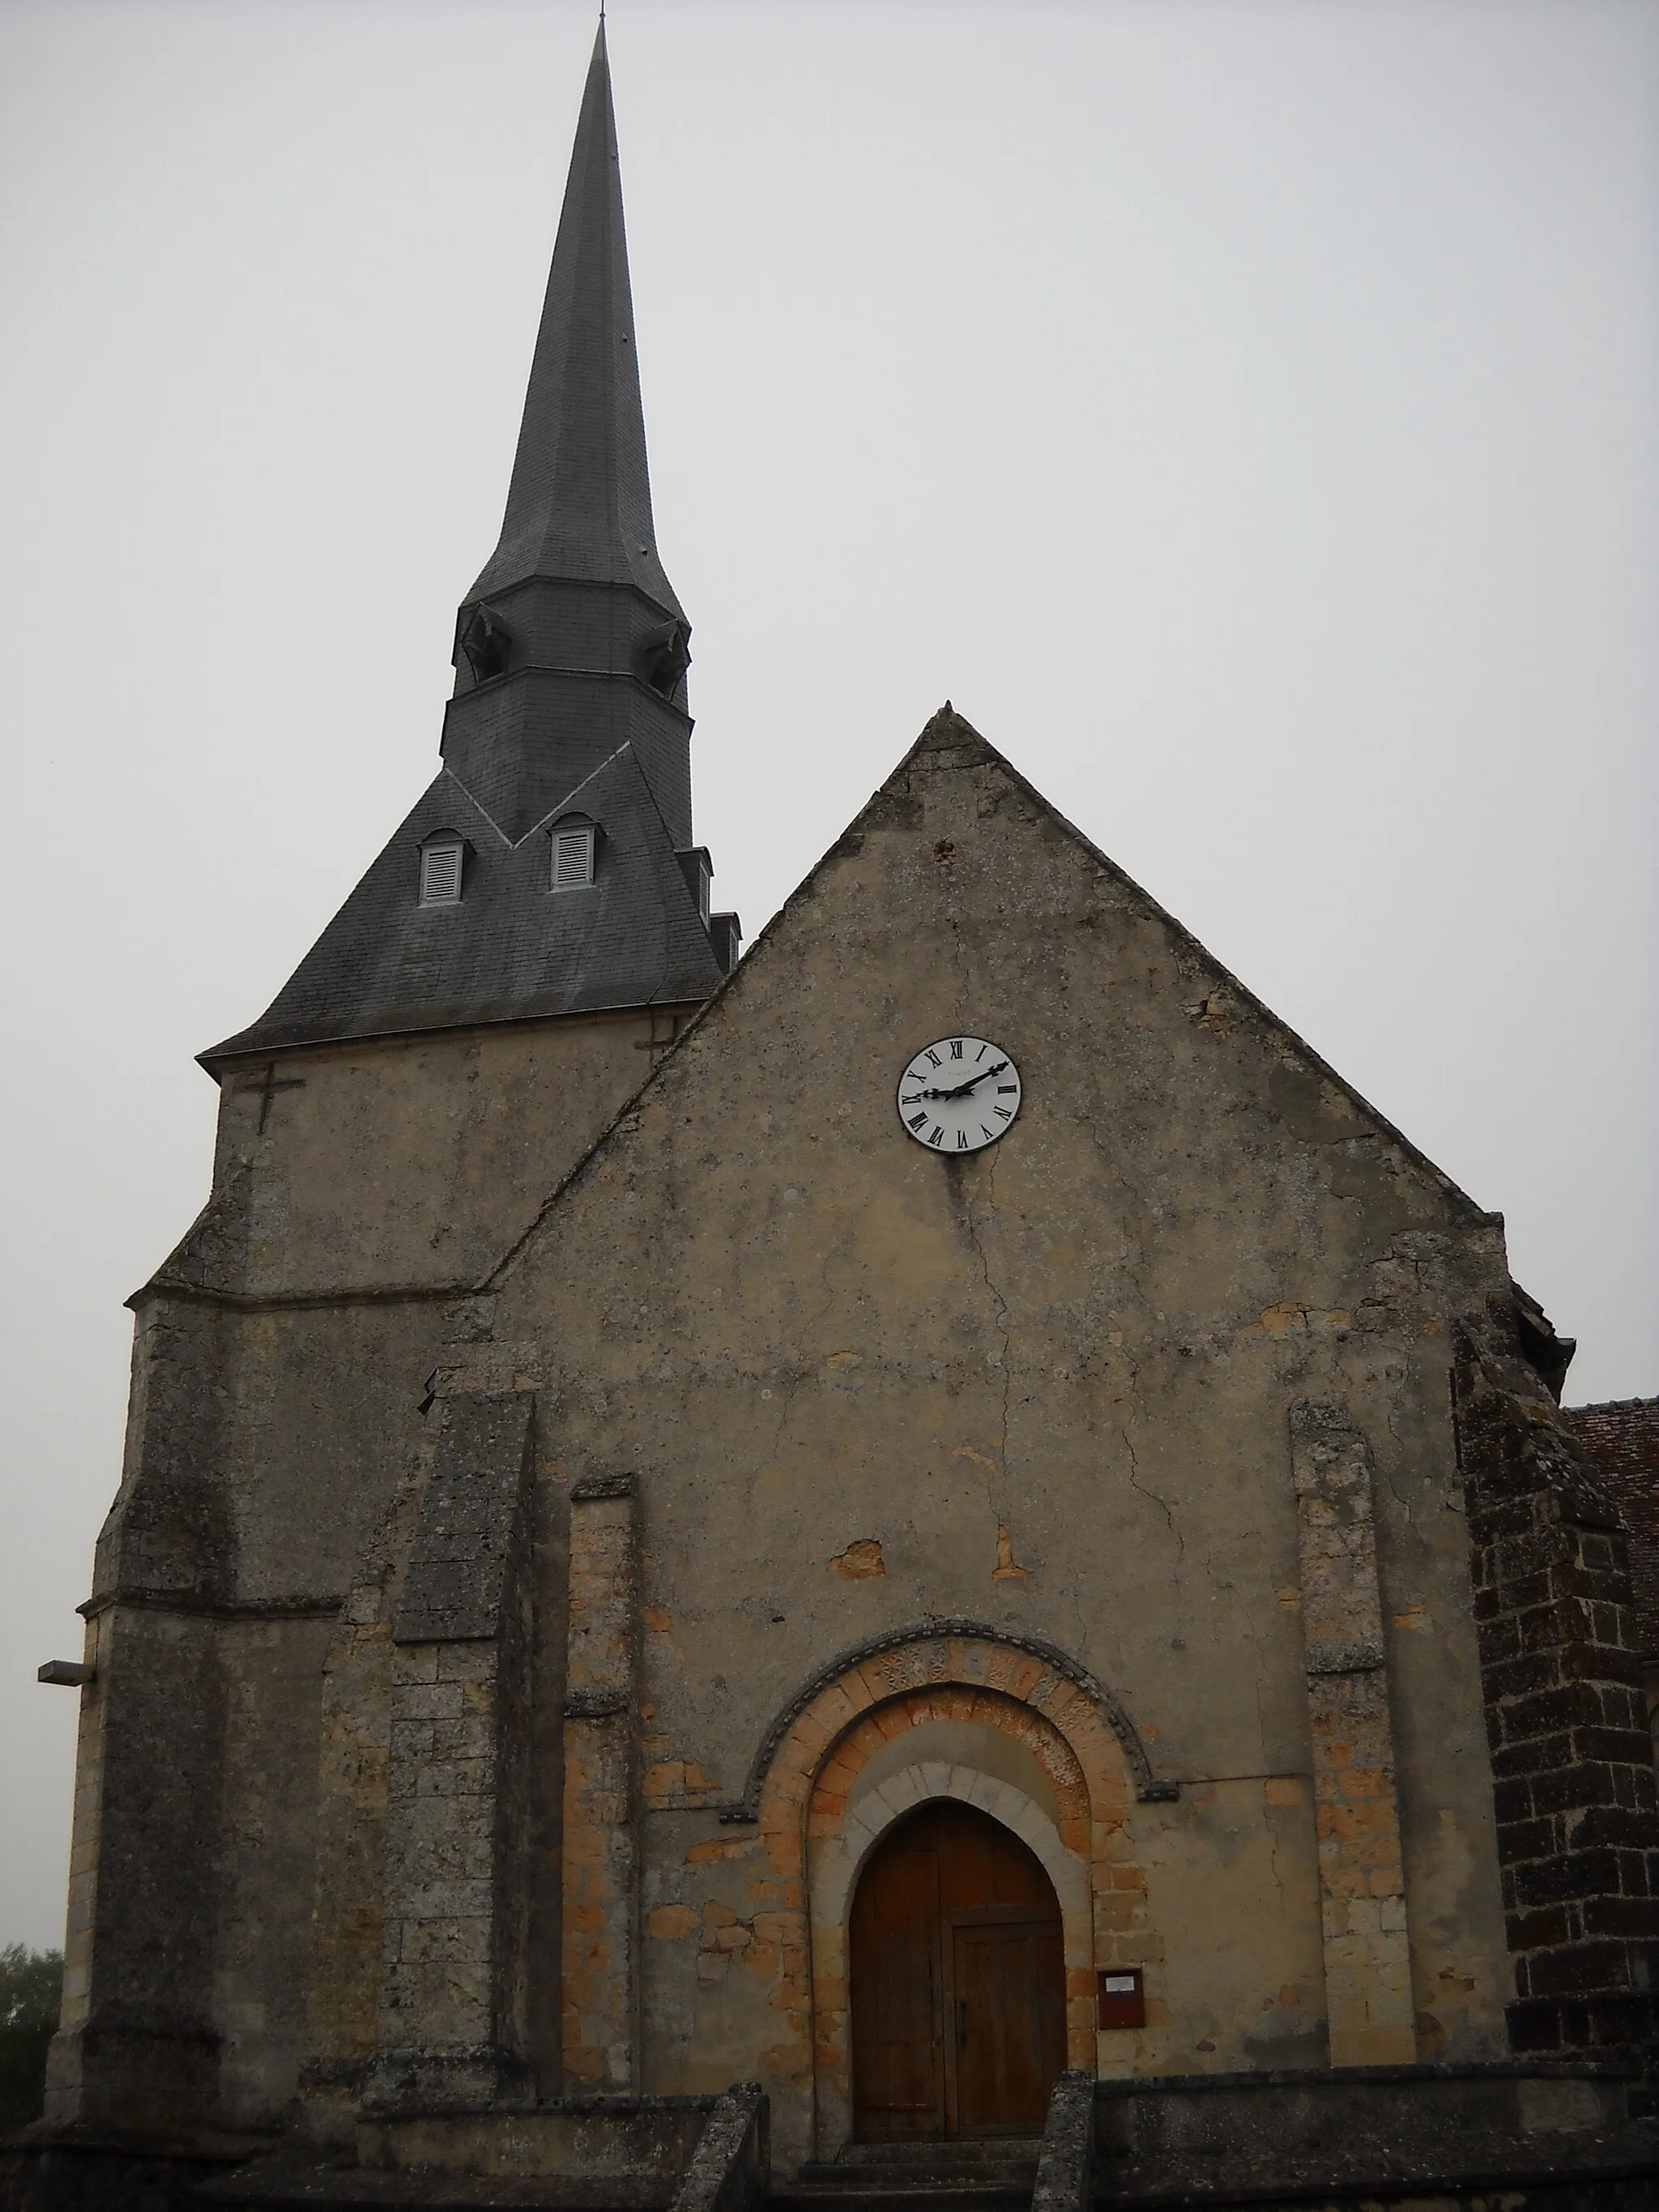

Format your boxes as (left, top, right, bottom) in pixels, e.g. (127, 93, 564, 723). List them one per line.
(440, 16, 694, 849)
(204, 24, 732, 1067)
(466, 20, 684, 624)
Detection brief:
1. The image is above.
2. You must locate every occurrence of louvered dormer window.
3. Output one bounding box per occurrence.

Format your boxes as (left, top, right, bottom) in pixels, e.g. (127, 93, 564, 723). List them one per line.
(419, 837, 465, 906)
(549, 818, 597, 892)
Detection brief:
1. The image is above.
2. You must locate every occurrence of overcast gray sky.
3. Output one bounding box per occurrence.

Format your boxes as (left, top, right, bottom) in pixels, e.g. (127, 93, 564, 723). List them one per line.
(1, 0, 1654, 1950)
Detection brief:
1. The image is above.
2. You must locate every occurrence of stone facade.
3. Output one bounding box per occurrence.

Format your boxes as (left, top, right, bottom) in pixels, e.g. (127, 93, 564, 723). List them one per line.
(452, 714, 1544, 2170)
(21, 712, 1659, 2210)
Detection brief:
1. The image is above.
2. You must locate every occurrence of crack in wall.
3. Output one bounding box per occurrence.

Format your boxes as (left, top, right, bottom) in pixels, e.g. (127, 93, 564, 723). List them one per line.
(938, 908, 1018, 1536)
(1081, 1105, 1154, 1284)
(1262, 1771, 1290, 1921)
(960, 1146, 1013, 1515)
(1239, 1589, 1273, 1789)
(1121, 1423, 1184, 1562)
(785, 1242, 844, 1416)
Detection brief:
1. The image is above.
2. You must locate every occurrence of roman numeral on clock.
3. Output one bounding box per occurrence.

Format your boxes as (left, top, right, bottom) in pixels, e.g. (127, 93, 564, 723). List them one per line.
(908, 1110, 928, 1130)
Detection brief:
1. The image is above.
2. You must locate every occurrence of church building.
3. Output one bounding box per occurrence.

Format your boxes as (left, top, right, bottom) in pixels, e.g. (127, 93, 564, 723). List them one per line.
(13, 24, 1659, 2211)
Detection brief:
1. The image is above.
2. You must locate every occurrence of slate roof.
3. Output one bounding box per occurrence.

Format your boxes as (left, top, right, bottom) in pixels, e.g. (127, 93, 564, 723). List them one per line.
(1563, 1398, 1659, 1657)
(204, 22, 727, 1064)
(207, 748, 724, 1059)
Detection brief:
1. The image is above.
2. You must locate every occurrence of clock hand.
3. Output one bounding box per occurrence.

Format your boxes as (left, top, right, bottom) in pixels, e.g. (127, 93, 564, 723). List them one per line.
(902, 1052, 1009, 1097)
(904, 1060, 1009, 1103)
(938, 1059, 1008, 1099)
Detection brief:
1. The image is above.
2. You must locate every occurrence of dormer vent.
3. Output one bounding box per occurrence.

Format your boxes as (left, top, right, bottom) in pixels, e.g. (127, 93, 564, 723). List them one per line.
(676, 846, 712, 924)
(420, 837, 465, 906)
(550, 818, 597, 892)
(709, 912, 742, 975)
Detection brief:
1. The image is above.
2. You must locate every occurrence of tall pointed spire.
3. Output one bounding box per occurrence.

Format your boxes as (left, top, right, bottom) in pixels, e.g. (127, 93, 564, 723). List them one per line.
(203, 23, 735, 1068)
(467, 21, 682, 620)
(436, 15, 697, 851)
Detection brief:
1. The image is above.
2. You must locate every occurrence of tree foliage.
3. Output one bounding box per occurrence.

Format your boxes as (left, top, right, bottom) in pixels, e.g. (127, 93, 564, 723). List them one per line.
(0, 1946, 62, 2135)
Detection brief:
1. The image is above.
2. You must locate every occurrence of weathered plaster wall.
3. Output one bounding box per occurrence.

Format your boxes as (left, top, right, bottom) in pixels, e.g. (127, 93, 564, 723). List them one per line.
(214, 1615, 338, 2125)
(200, 1010, 694, 1602)
(485, 718, 1516, 2158)
(210, 1009, 693, 1295)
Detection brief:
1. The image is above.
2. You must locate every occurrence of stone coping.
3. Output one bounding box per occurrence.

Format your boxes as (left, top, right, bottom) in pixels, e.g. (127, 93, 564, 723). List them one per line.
(1093, 2059, 1638, 2094)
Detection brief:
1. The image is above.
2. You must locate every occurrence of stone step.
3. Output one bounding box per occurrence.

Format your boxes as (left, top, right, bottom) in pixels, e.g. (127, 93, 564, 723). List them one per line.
(794, 2142, 1039, 2178)
(770, 2192, 1033, 2212)
(200, 2162, 677, 2207)
(1087, 2120, 1659, 2210)
(771, 2159, 1038, 2212)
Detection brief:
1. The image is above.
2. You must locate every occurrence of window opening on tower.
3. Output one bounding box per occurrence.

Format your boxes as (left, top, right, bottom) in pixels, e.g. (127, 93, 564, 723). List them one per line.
(458, 604, 510, 685)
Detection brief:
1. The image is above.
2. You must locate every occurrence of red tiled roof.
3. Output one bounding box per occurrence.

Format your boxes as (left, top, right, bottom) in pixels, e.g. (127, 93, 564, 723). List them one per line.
(1562, 1398, 1659, 1659)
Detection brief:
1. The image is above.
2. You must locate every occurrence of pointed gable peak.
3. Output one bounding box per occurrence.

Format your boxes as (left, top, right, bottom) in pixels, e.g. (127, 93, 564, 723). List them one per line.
(466, 16, 680, 617)
(906, 701, 994, 765)
(711, 708, 1489, 1230)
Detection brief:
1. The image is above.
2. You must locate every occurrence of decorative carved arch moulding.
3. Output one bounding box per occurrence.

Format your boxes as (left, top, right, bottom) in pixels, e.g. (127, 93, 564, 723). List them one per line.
(723, 1614, 1177, 1822)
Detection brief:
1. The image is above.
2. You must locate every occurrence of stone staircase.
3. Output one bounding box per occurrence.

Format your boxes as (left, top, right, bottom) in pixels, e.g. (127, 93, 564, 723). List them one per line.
(19, 2068, 1656, 2212)
(771, 2141, 1041, 2212)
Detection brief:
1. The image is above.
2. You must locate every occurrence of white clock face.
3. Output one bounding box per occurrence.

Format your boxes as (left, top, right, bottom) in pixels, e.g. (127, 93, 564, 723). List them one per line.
(896, 1036, 1022, 1153)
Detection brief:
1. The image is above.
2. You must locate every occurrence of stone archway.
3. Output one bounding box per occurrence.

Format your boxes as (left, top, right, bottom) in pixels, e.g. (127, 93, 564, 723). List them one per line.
(742, 1629, 1158, 2161)
(803, 1690, 1101, 2154)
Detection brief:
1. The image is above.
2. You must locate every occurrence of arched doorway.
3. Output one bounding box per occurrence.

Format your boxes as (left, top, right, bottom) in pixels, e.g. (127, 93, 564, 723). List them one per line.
(850, 1800, 1067, 2142)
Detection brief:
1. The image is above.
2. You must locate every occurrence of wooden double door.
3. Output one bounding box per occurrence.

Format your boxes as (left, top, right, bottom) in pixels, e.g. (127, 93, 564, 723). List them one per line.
(849, 1800, 1067, 2141)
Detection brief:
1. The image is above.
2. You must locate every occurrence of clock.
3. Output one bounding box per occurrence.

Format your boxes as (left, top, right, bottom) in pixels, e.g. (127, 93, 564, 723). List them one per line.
(896, 1036, 1023, 1153)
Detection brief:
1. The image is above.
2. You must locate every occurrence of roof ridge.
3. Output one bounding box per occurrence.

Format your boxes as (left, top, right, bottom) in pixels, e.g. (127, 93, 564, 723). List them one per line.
(510, 741, 634, 847)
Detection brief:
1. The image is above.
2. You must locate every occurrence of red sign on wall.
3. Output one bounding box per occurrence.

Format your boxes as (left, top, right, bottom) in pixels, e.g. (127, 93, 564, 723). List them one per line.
(1098, 1967, 1145, 2030)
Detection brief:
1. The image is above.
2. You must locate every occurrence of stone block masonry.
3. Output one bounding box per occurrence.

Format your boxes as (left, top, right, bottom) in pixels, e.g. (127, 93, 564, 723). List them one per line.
(1290, 1399, 1416, 2066)
(561, 1473, 642, 2091)
(367, 1392, 537, 2112)
(394, 1393, 539, 1644)
(1455, 1320, 1659, 2101)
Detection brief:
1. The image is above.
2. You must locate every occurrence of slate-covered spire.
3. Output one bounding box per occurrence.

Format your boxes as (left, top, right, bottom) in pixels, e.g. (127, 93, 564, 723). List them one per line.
(437, 13, 696, 853)
(203, 23, 733, 1067)
(467, 19, 682, 621)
